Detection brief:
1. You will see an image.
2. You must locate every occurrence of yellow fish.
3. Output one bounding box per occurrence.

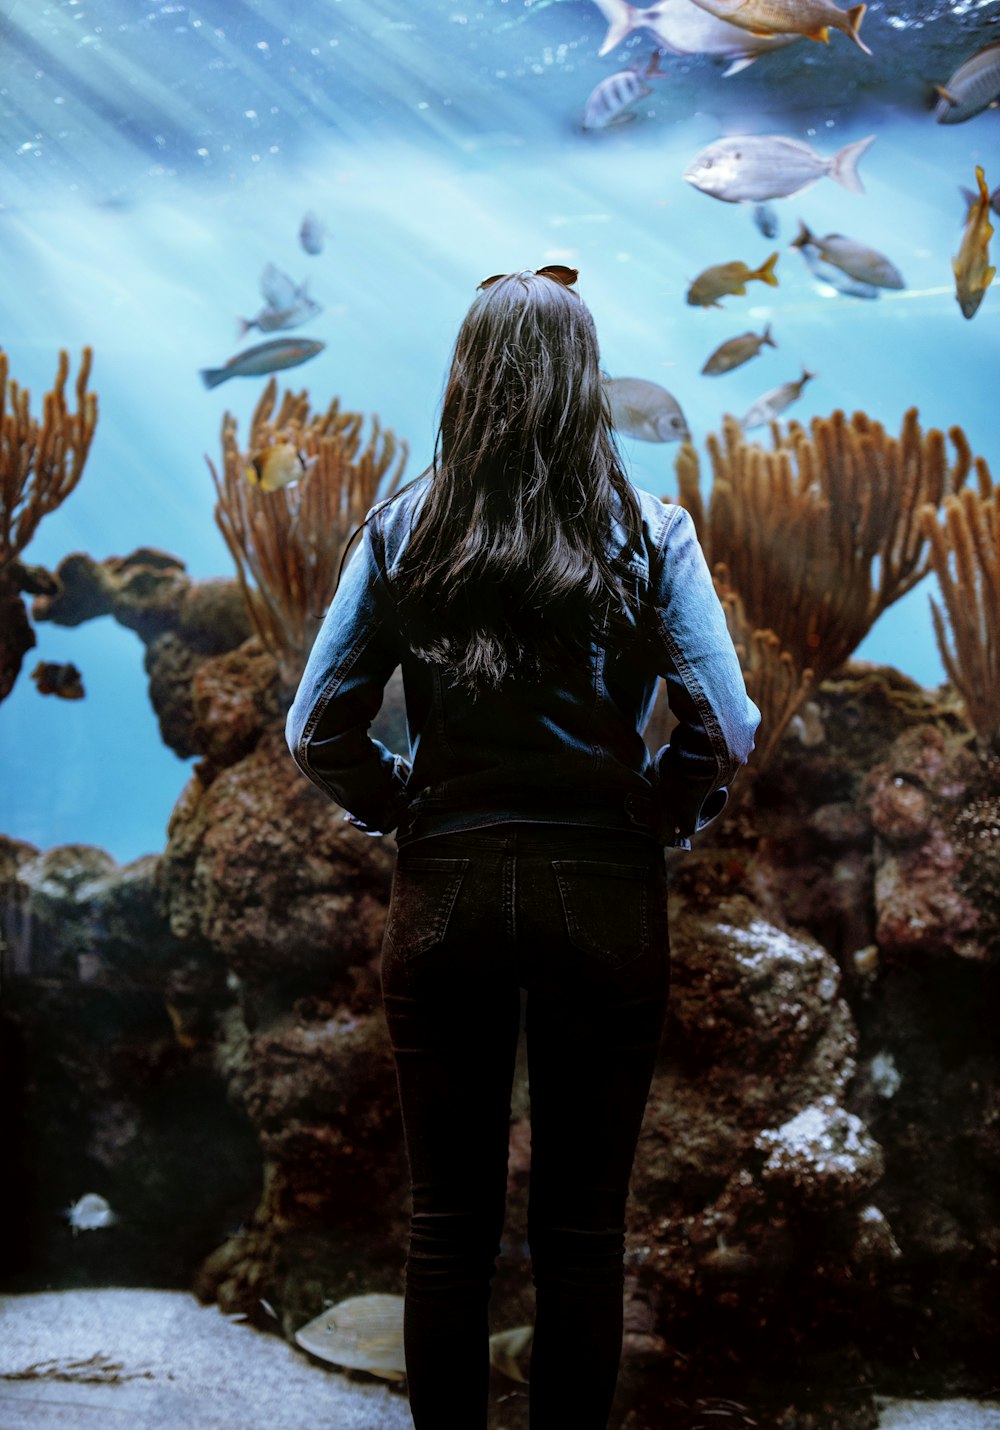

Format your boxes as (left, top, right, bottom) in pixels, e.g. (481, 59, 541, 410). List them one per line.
(243, 442, 318, 492)
(953, 165, 995, 320)
(687, 252, 779, 308)
(687, 0, 871, 52)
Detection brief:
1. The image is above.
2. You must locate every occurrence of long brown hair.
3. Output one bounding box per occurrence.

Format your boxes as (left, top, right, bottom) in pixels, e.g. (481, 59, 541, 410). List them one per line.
(361, 270, 645, 698)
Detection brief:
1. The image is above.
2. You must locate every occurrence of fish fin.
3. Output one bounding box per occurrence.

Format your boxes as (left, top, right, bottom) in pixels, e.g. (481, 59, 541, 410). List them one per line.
(845, 5, 872, 55)
(755, 251, 780, 286)
(645, 48, 666, 79)
(236, 316, 252, 339)
(984, 265, 997, 288)
(790, 219, 813, 250)
(763, 323, 776, 347)
(595, 0, 638, 57)
(975, 165, 989, 202)
(721, 54, 756, 78)
(803, 26, 830, 44)
(829, 134, 876, 194)
(200, 368, 226, 389)
(935, 85, 958, 107)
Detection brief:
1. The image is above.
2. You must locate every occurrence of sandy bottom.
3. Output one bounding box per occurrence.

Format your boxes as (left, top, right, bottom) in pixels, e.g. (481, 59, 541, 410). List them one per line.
(1, 1289, 998, 1430)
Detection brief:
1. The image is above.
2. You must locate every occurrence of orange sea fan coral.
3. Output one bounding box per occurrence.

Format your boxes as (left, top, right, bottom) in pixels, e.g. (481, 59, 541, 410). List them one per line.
(207, 377, 408, 692)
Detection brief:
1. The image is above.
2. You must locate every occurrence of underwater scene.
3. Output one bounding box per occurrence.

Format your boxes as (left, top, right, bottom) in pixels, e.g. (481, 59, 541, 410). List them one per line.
(1, 0, 999, 1426)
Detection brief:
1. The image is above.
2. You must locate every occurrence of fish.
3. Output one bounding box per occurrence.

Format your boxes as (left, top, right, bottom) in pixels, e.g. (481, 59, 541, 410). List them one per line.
(960, 181, 1000, 219)
(259, 261, 305, 310)
(200, 337, 325, 389)
(791, 234, 881, 298)
(602, 376, 690, 442)
(295, 1294, 534, 1383)
(701, 323, 776, 375)
(300, 210, 327, 254)
(31, 661, 84, 699)
(953, 165, 995, 320)
(64, 1193, 118, 1235)
(590, 0, 798, 74)
(686, 251, 778, 307)
(684, 132, 877, 203)
(684, 0, 871, 54)
(740, 368, 815, 429)
(244, 442, 319, 492)
(753, 202, 779, 238)
(582, 50, 665, 129)
(934, 42, 1000, 124)
(790, 221, 904, 288)
(237, 293, 323, 338)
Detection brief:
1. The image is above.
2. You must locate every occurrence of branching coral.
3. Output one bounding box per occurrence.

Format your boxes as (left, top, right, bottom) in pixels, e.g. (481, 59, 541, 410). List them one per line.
(207, 377, 408, 692)
(678, 409, 975, 689)
(0, 348, 98, 703)
(920, 465, 999, 751)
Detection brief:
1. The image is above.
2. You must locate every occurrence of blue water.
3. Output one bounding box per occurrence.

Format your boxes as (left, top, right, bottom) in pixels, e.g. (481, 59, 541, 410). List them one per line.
(1, 0, 998, 861)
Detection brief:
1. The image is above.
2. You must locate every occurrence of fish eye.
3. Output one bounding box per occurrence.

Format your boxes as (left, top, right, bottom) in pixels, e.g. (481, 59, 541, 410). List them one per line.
(704, 158, 713, 168)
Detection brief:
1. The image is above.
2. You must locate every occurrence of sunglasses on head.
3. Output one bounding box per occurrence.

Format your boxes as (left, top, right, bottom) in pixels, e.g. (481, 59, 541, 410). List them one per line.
(477, 265, 580, 291)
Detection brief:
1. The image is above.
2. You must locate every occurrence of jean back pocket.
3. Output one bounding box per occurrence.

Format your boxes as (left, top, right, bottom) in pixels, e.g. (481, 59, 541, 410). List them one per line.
(552, 859, 653, 969)
(385, 856, 470, 963)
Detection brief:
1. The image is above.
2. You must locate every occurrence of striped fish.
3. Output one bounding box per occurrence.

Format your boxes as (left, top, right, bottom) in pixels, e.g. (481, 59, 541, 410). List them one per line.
(583, 50, 664, 129)
(935, 42, 1000, 124)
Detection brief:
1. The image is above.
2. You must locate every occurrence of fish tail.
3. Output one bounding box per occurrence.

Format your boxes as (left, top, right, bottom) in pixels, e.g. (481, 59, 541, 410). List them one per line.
(802, 367, 816, 383)
(762, 323, 776, 348)
(236, 316, 252, 339)
(200, 367, 228, 389)
(975, 165, 989, 203)
(757, 251, 780, 286)
(592, 0, 639, 57)
(829, 134, 876, 194)
(845, 4, 872, 56)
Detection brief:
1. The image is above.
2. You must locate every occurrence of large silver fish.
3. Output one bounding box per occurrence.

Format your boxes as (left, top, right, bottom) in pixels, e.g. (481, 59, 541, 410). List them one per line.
(591, 0, 797, 75)
(684, 132, 876, 203)
(583, 50, 664, 129)
(790, 221, 904, 289)
(934, 42, 1000, 124)
(602, 376, 690, 442)
(793, 238, 881, 298)
(200, 337, 325, 389)
(741, 368, 815, 429)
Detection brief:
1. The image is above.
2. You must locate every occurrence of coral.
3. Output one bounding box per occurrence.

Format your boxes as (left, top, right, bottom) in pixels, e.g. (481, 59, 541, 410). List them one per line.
(920, 472, 1000, 752)
(206, 378, 408, 693)
(676, 409, 977, 691)
(0, 348, 97, 703)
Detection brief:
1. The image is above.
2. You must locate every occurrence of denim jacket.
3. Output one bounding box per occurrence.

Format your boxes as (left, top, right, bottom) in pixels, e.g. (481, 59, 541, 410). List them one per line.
(285, 474, 761, 849)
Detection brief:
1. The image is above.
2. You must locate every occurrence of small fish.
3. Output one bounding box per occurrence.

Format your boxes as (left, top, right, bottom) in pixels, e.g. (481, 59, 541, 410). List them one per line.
(960, 181, 1000, 219)
(259, 262, 305, 310)
(953, 165, 995, 320)
(685, 0, 871, 54)
(237, 292, 323, 339)
(602, 376, 690, 442)
(792, 236, 881, 298)
(244, 442, 319, 492)
(31, 661, 84, 699)
(701, 323, 776, 375)
(687, 252, 778, 307)
(583, 50, 664, 130)
(741, 367, 815, 429)
(200, 337, 325, 389)
(64, 1193, 118, 1236)
(790, 221, 904, 289)
(300, 210, 327, 254)
(753, 202, 779, 238)
(684, 132, 876, 203)
(592, 0, 798, 72)
(934, 42, 1000, 124)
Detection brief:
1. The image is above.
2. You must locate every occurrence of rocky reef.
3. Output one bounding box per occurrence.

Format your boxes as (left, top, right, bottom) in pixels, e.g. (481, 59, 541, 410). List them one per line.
(2, 546, 998, 1429)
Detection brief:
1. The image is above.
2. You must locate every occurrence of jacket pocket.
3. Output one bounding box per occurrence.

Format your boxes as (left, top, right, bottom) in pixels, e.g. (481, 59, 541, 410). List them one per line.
(385, 856, 470, 963)
(551, 860, 654, 969)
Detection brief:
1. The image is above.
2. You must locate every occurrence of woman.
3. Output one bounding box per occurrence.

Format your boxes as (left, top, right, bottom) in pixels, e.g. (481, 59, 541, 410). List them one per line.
(285, 266, 760, 1430)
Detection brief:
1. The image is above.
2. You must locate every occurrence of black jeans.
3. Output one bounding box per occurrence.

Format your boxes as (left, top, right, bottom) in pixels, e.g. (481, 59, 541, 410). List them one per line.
(379, 821, 670, 1430)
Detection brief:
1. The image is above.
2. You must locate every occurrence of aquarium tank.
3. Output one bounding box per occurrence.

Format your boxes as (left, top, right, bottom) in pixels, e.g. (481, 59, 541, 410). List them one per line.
(1, 1, 998, 1427)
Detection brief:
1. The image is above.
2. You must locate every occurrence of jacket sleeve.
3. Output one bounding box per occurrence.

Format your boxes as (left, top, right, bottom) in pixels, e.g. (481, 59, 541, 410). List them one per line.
(649, 503, 761, 848)
(284, 508, 411, 837)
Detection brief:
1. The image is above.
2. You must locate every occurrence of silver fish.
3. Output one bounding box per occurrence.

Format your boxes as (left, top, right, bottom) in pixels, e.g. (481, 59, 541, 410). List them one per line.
(753, 202, 779, 238)
(790, 221, 904, 289)
(701, 323, 776, 375)
(237, 292, 323, 338)
(603, 376, 690, 442)
(300, 210, 326, 255)
(684, 132, 876, 203)
(591, 0, 797, 75)
(934, 42, 1000, 125)
(583, 50, 664, 130)
(259, 262, 305, 310)
(65, 1193, 118, 1235)
(741, 368, 815, 429)
(200, 337, 325, 389)
(794, 240, 881, 298)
